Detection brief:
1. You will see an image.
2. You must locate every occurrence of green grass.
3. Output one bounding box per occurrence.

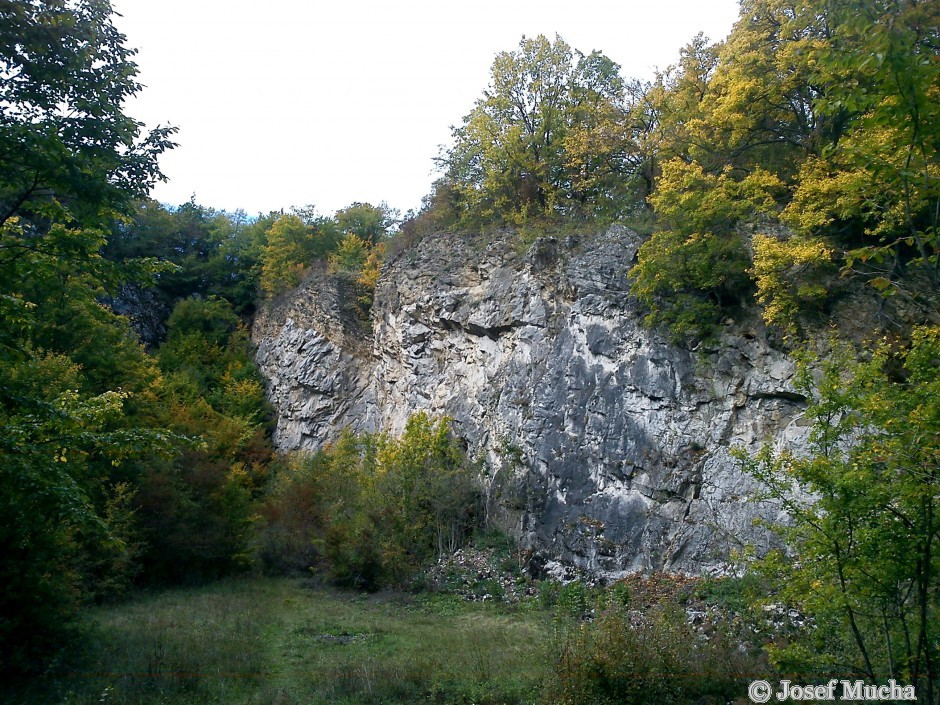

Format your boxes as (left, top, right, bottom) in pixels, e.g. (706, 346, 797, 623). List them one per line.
(9, 577, 550, 705)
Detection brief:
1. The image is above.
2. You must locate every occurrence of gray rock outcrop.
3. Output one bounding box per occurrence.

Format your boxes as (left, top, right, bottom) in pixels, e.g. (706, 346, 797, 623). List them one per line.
(252, 226, 808, 577)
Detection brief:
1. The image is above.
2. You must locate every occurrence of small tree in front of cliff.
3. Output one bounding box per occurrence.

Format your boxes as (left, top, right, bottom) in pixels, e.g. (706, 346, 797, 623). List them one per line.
(257, 414, 481, 589)
(372, 413, 482, 578)
(740, 328, 940, 701)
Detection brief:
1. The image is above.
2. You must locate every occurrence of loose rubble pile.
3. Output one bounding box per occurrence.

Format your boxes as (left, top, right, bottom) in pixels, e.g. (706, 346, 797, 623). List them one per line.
(422, 547, 811, 659)
(422, 547, 539, 603)
(761, 602, 811, 630)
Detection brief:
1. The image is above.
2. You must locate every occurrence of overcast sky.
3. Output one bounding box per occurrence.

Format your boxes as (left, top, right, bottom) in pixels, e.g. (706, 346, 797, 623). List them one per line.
(111, 0, 741, 219)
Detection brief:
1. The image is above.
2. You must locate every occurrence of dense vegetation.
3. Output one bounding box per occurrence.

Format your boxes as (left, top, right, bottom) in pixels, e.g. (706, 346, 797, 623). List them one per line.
(2, 0, 938, 702)
(431, 1, 938, 341)
(257, 414, 482, 589)
(0, 0, 420, 678)
(740, 329, 940, 700)
(8, 577, 552, 705)
(6, 572, 775, 705)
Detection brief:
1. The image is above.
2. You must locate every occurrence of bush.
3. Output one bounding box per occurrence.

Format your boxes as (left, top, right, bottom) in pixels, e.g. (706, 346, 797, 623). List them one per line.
(751, 233, 834, 334)
(257, 414, 483, 589)
(134, 297, 272, 584)
(631, 228, 752, 343)
(545, 604, 754, 705)
(556, 582, 590, 621)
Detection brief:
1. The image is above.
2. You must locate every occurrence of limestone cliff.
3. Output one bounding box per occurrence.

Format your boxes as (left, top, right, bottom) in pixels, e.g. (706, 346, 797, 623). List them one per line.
(252, 226, 808, 577)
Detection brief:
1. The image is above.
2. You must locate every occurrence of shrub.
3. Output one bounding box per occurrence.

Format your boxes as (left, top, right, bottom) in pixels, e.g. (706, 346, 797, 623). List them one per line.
(751, 234, 834, 334)
(257, 414, 483, 589)
(545, 604, 754, 705)
(631, 228, 752, 343)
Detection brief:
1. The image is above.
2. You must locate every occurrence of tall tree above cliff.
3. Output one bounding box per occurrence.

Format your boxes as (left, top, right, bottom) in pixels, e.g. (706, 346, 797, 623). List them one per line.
(440, 34, 643, 227)
(783, 0, 939, 279)
(631, 0, 939, 340)
(335, 201, 398, 244)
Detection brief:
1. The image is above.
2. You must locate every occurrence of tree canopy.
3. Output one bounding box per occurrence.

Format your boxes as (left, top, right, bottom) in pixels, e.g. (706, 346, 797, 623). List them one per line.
(0, 0, 175, 229)
(438, 34, 646, 227)
(0, 0, 180, 672)
(627, 0, 939, 341)
(423, 5, 937, 340)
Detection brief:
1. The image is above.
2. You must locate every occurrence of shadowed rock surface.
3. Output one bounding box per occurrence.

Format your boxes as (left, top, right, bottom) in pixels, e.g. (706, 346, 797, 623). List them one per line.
(252, 227, 809, 577)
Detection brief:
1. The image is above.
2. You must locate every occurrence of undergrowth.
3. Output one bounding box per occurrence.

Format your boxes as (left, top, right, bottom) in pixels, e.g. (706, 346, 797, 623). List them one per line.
(7, 577, 549, 705)
(3, 572, 776, 705)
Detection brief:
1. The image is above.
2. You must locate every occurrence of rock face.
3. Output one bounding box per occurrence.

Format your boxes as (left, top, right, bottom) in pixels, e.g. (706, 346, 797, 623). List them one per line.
(252, 226, 808, 577)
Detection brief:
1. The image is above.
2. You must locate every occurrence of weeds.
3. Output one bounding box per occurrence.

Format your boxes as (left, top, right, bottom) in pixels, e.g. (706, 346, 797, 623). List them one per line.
(9, 577, 549, 705)
(545, 602, 759, 705)
(4, 571, 780, 705)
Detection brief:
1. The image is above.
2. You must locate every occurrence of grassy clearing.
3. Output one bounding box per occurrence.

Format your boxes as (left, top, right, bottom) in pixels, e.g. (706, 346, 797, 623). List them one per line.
(9, 577, 550, 705)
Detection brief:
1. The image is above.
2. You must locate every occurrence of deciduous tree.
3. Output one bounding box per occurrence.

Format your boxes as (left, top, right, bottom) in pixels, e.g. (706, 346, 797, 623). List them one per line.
(0, 0, 175, 672)
(441, 34, 640, 226)
(741, 329, 940, 701)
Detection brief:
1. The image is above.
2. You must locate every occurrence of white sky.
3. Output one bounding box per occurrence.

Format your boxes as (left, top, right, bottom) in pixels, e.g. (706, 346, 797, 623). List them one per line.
(111, 0, 742, 219)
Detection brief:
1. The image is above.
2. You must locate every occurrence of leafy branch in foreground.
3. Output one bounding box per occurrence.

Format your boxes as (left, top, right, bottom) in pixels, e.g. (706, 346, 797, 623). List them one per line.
(738, 328, 940, 702)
